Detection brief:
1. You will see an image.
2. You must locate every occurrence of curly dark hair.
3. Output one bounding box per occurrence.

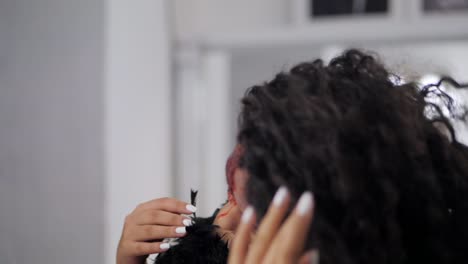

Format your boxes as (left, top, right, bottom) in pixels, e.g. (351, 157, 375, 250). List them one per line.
(237, 49, 468, 264)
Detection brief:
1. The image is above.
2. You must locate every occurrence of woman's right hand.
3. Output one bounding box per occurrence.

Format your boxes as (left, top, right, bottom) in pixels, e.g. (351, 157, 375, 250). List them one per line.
(116, 197, 197, 264)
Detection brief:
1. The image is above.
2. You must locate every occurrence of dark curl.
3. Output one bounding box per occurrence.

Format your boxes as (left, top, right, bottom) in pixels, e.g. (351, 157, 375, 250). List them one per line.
(238, 49, 468, 264)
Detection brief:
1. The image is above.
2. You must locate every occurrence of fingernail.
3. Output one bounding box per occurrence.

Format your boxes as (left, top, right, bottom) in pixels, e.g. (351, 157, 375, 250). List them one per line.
(273, 186, 288, 206)
(175, 227, 186, 234)
(160, 243, 170, 250)
(186, 204, 197, 213)
(242, 206, 254, 223)
(296, 192, 314, 216)
(182, 218, 193, 226)
(310, 250, 320, 264)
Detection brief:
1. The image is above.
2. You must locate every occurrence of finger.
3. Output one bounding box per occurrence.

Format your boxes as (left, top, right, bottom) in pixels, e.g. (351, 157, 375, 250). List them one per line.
(298, 250, 319, 264)
(136, 209, 193, 227)
(228, 206, 256, 264)
(125, 241, 172, 256)
(265, 192, 315, 262)
(244, 186, 290, 263)
(135, 197, 197, 214)
(131, 225, 188, 241)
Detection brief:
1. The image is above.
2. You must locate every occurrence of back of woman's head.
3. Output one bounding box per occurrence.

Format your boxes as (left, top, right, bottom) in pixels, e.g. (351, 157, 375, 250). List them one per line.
(237, 49, 468, 264)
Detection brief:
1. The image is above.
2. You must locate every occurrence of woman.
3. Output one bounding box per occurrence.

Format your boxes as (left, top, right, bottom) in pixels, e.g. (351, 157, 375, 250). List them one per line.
(118, 49, 468, 263)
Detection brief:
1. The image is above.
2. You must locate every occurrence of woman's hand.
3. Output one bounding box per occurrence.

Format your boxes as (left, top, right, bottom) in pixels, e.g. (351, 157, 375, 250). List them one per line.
(116, 197, 197, 264)
(228, 187, 318, 264)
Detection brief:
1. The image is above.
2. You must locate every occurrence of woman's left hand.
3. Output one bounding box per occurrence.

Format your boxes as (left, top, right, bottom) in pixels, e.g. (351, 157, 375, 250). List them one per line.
(228, 187, 318, 264)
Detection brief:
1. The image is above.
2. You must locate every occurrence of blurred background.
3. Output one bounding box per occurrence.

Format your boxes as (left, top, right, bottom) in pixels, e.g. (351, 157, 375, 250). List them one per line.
(0, 0, 467, 263)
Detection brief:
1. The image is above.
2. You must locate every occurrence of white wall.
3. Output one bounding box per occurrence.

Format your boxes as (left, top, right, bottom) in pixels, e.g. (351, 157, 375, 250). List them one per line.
(0, 0, 105, 263)
(172, 0, 294, 215)
(173, 0, 289, 39)
(105, 0, 172, 263)
(0, 1, 173, 264)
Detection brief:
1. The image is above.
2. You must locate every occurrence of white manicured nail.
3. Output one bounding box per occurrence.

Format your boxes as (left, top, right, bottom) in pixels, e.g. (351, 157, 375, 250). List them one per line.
(310, 250, 320, 264)
(242, 206, 254, 223)
(186, 204, 197, 213)
(160, 243, 170, 250)
(296, 192, 314, 216)
(175, 227, 186, 234)
(182, 218, 193, 226)
(273, 186, 288, 206)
